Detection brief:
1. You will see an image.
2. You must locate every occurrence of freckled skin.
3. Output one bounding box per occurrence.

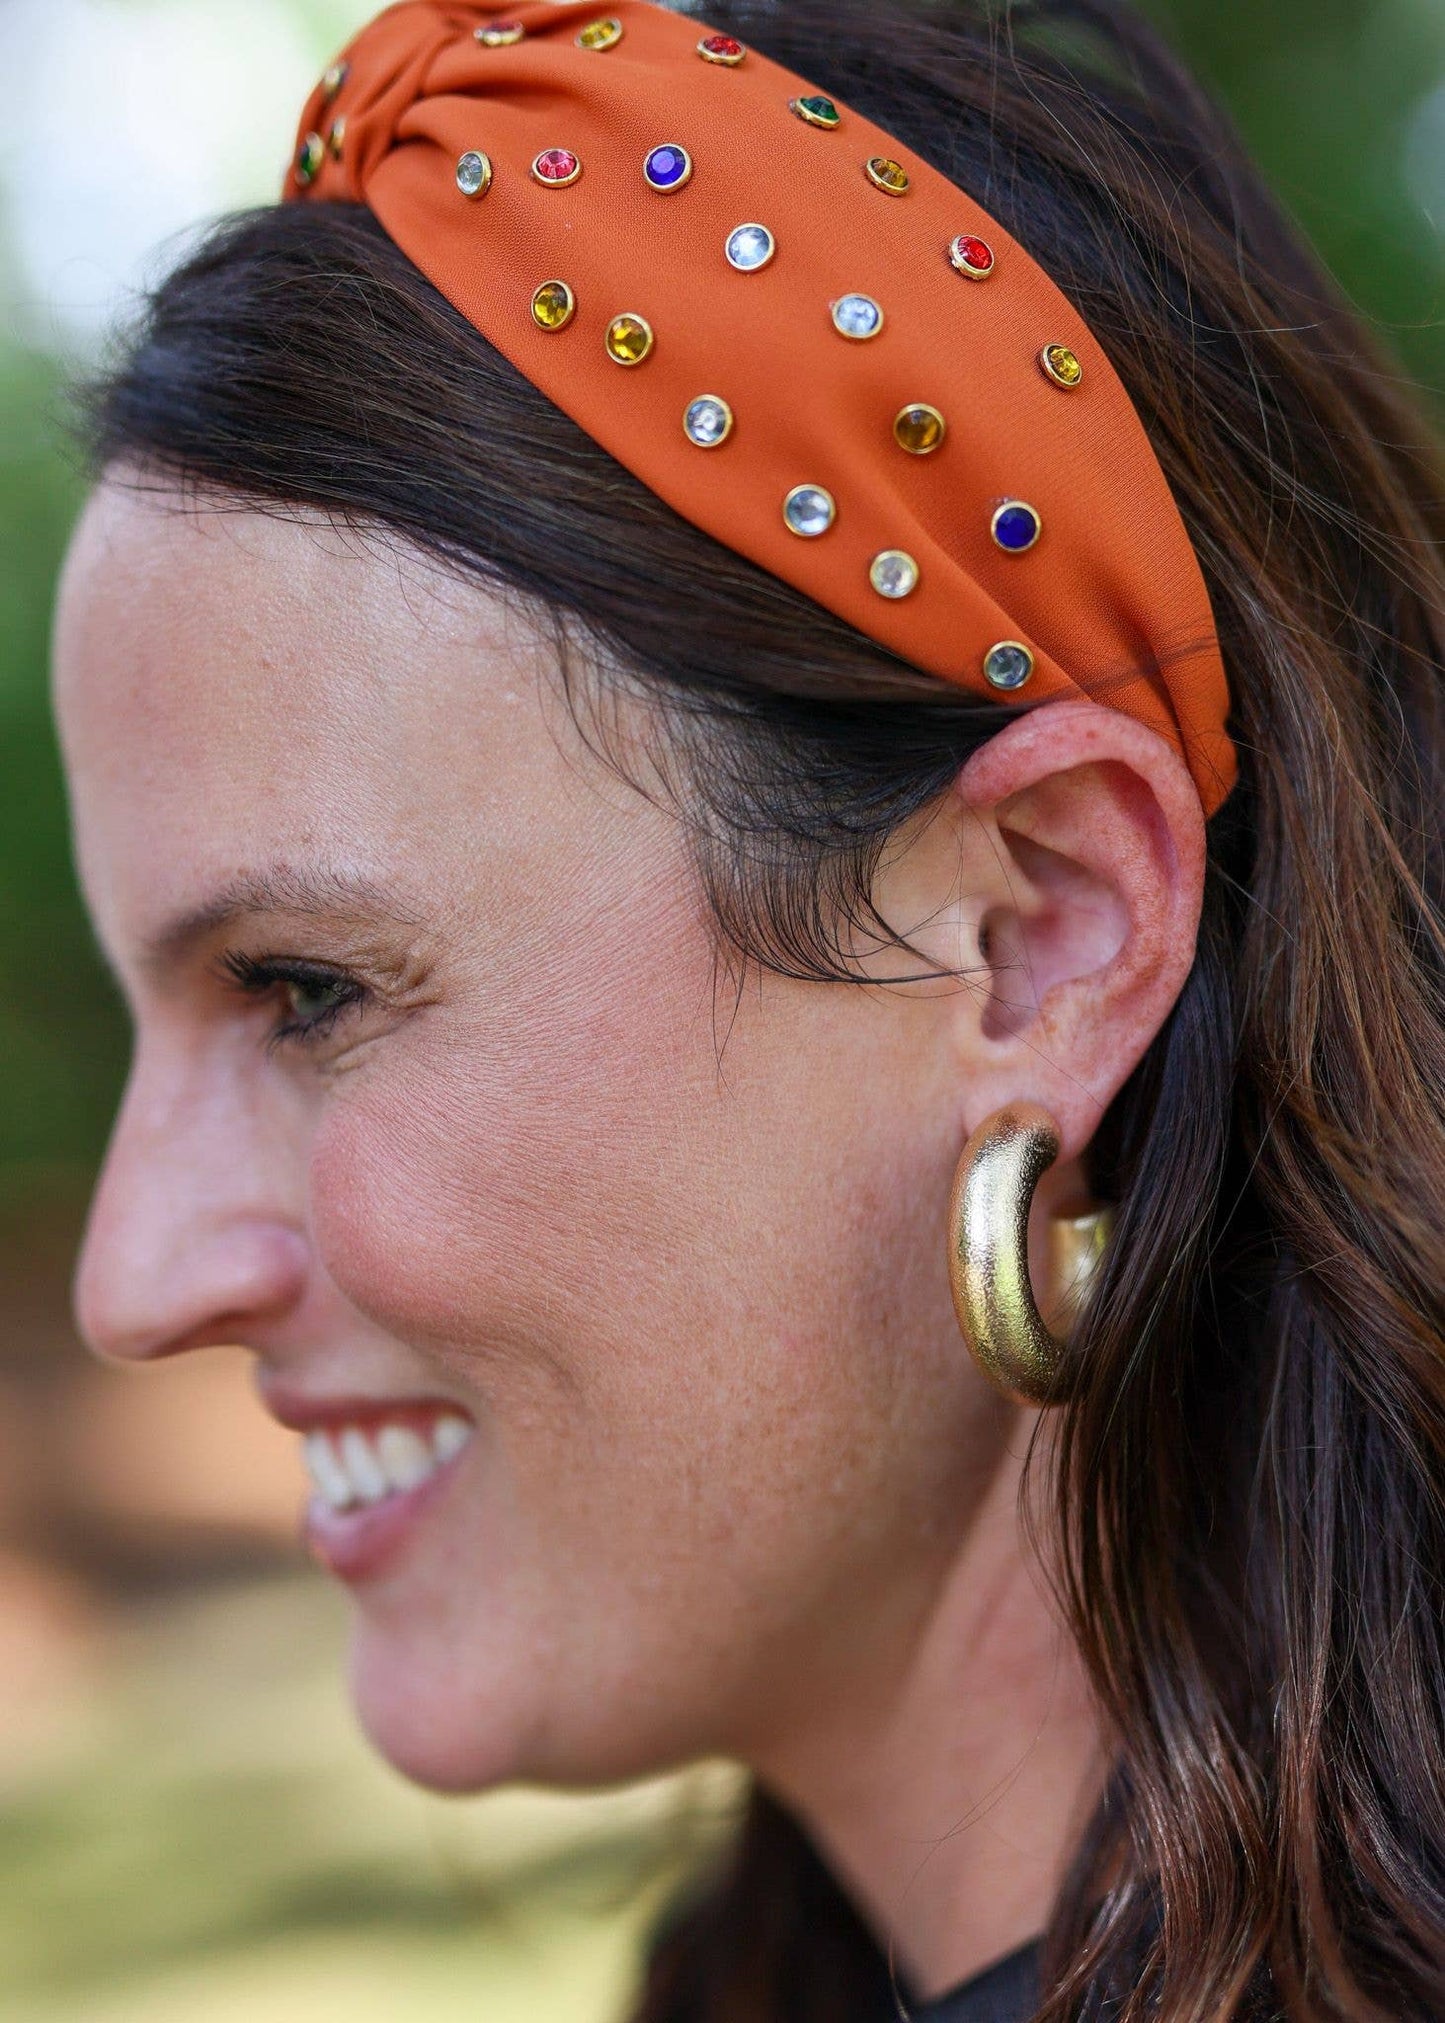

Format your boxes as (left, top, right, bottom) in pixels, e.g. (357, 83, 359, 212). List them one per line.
(52, 477, 1204, 1995)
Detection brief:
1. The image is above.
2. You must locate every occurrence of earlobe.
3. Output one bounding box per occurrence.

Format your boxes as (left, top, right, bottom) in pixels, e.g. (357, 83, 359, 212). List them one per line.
(955, 700, 1206, 1159)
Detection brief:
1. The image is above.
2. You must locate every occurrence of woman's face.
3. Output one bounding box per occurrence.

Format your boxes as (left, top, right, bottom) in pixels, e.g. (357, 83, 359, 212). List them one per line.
(54, 479, 1016, 1794)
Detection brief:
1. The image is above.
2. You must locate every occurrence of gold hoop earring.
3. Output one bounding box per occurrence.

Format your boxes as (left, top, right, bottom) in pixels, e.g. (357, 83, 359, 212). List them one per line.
(947, 1103, 1113, 1407)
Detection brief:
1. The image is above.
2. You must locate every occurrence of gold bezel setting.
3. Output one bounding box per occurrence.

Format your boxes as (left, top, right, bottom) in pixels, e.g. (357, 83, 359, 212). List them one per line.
(1039, 343, 1084, 389)
(790, 95, 842, 130)
(984, 641, 1036, 690)
(643, 144, 694, 193)
(948, 233, 996, 280)
(870, 549, 920, 599)
(456, 150, 494, 198)
(683, 395, 735, 448)
(894, 403, 947, 455)
(295, 132, 325, 186)
(531, 148, 583, 188)
(605, 313, 655, 366)
(831, 293, 885, 341)
(531, 280, 577, 331)
(864, 156, 910, 196)
(990, 500, 1043, 554)
(783, 484, 837, 537)
(697, 33, 746, 65)
(576, 16, 624, 51)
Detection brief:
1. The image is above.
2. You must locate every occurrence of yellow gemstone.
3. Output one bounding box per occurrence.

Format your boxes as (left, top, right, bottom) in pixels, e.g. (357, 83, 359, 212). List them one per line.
(328, 117, 346, 161)
(532, 281, 576, 331)
(894, 403, 946, 455)
(865, 156, 910, 195)
(577, 16, 624, 49)
(1040, 342, 1083, 388)
(606, 313, 654, 365)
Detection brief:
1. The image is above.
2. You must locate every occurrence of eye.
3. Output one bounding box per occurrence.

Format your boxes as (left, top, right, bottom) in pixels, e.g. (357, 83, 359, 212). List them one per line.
(217, 951, 370, 1049)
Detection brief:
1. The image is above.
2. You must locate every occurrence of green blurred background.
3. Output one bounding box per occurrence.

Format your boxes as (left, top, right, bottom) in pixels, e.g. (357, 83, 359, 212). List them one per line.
(1, 0, 1442, 2016)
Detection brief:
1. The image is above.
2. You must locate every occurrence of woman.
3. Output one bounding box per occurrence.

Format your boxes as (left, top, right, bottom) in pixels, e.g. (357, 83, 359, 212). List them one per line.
(50, 0, 1444, 2016)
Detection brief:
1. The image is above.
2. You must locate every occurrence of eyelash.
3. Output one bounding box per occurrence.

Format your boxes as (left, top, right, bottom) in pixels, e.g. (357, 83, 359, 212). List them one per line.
(217, 950, 371, 1050)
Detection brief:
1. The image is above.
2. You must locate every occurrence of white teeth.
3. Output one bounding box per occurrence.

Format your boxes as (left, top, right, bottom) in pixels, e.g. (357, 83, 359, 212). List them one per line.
(375, 1422, 435, 1494)
(304, 1430, 354, 1511)
(303, 1413, 474, 1513)
(338, 1426, 391, 1506)
(433, 1414, 473, 1464)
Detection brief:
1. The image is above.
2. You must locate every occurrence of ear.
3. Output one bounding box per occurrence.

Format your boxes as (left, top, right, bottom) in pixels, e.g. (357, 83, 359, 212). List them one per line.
(877, 699, 1206, 1165)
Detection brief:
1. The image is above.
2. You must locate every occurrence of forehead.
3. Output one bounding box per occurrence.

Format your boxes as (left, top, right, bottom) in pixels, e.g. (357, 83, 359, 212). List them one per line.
(52, 480, 578, 943)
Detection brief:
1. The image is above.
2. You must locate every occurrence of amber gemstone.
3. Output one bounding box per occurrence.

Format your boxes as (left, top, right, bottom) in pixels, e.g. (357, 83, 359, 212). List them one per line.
(476, 19, 525, 45)
(576, 16, 624, 49)
(532, 281, 576, 331)
(295, 132, 325, 186)
(865, 156, 910, 196)
(606, 313, 654, 365)
(697, 33, 746, 64)
(327, 117, 346, 161)
(894, 404, 946, 455)
(1039, 342, 1083, 388)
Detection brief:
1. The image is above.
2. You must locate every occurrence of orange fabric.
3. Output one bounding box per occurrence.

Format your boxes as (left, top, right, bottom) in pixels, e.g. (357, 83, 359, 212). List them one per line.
(285, 0, 1237, 814)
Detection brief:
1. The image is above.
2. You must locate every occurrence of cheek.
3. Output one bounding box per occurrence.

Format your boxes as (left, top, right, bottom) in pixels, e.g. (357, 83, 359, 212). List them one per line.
(306, 940, 723, 1370)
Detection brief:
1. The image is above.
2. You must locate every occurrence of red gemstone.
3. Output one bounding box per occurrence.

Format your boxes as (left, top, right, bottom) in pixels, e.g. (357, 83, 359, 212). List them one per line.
(535, 147, 580, 182)
(951, 233, 995, 274)
(701, 33, 744, 56)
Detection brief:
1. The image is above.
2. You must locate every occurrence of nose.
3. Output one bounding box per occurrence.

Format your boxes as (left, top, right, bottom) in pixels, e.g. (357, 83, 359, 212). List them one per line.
(75, 1038, 310, 1363)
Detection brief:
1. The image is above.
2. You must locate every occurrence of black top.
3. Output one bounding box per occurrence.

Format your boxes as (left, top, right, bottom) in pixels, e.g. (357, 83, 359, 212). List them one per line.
(897, 1935, 1042, 2023)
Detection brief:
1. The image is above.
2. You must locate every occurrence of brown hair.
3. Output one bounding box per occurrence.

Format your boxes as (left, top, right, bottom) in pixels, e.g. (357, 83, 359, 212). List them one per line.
(80, 0, 1445, 2015)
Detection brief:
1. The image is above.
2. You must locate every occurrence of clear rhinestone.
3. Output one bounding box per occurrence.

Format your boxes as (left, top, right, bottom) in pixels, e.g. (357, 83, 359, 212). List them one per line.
(456, 150, 492, 198)
(869, 550, 919, 599)
(984, 641, 1035, 690)
(684, 396, 734, 448)
(726, 222, 775, 272)
(783, 485, 836, 538)
(831, 293, 884, 340)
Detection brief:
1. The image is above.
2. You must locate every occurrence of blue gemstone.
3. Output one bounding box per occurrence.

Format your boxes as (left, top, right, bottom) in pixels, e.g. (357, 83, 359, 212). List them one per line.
(645, 144, 691, 189)
(992, 502, 1041, 552)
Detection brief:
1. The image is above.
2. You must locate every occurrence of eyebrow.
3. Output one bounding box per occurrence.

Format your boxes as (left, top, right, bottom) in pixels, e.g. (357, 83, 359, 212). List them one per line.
(140, 865, 421, 974)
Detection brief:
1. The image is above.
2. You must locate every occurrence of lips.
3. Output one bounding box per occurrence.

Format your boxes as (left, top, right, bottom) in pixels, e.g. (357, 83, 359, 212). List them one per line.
(257, 1381, 477, 1583)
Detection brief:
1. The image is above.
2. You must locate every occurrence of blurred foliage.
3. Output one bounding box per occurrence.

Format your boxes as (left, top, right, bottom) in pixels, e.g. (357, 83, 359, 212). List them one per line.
(0, 0, 1443, 1211)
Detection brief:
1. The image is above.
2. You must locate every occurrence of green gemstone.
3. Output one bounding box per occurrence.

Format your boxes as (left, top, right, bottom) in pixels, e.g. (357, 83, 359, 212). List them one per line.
(792, 94, 841, 128)
(295, 132, 325, 185)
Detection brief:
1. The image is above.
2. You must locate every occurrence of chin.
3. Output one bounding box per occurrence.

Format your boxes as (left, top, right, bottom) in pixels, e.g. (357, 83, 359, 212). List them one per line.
(346, 1617, 540, 1794)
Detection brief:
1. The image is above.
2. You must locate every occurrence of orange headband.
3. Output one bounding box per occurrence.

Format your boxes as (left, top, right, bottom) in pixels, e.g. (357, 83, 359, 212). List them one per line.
(285, 0, 1237, 814)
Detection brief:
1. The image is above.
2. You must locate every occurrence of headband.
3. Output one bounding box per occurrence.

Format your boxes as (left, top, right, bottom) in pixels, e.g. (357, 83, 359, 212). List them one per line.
(284, 0, 1237, 815)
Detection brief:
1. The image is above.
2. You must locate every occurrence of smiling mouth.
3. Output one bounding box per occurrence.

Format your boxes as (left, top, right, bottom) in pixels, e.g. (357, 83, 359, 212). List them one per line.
(301, 1407, 475, 1513)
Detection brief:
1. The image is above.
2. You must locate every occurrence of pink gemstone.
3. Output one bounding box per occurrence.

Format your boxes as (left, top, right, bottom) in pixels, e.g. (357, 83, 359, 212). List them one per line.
(535, 147, 580, 182)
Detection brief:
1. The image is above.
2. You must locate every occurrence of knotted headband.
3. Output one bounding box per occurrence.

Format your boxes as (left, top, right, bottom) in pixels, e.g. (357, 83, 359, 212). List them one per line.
(285, 0, 1238, 814)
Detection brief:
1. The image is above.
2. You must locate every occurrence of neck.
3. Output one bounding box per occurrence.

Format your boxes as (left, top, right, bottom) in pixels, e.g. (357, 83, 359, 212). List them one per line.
(752, 1415, 1107, 2001)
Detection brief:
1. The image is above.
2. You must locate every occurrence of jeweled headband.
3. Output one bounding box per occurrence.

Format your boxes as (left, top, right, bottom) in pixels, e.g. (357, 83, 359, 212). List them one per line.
(285, 0, 1238, 815)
